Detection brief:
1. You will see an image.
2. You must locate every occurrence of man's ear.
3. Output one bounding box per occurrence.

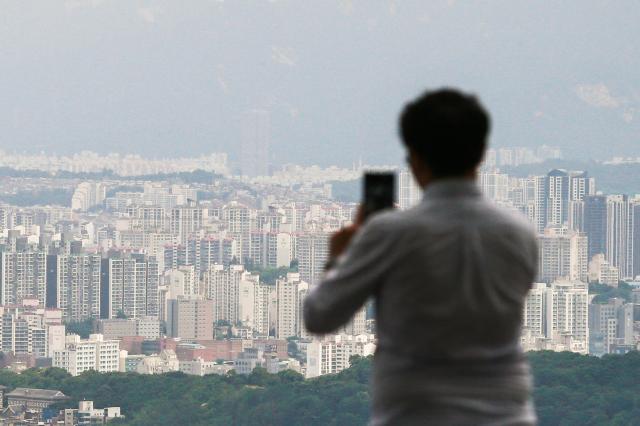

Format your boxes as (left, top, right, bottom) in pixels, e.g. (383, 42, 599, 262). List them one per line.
(408, 149, 431, 189)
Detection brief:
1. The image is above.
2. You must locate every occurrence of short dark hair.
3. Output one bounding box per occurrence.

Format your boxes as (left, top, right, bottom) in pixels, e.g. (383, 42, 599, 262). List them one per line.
(400, 88, 490, 177)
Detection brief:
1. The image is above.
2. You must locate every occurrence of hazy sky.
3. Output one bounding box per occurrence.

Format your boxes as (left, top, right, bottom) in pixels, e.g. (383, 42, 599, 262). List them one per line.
(1, 1, 639, 167)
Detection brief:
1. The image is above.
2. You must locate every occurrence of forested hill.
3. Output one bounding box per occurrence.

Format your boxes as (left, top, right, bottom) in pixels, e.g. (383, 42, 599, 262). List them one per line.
(1, 351, 640, 425)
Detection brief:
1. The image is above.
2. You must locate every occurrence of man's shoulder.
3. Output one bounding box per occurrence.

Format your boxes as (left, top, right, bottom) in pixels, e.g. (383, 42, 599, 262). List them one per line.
(361, 207, 423, 236)
(362, 199, 537, 241)
(481, 201, 537, 240)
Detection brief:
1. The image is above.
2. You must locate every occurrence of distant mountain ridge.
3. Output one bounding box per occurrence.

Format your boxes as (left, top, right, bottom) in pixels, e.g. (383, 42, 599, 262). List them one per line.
(1, 1, 639, 166)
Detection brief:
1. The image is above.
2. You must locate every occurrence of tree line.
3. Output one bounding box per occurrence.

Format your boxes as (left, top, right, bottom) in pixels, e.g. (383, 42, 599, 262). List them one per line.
(1, 351, 639, 425)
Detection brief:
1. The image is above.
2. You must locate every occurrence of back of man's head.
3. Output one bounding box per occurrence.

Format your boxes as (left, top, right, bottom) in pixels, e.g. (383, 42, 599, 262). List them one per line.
(400, 88, 490, 178)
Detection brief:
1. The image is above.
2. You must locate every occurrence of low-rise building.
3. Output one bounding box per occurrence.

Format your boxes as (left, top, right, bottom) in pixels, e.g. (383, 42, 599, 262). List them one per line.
(52, 334, 121, 376)
(166, 296, 214, 340)
(135, 349, 179, 374)
(178, 358, 233, 376)
(306, 334, 376, 378)
(5, 387, 68, 414)
(234, 347, 264, 375)
(95, 317, 161, 340)
(0, 303, 65, 358)
(60, 400, 123, 425)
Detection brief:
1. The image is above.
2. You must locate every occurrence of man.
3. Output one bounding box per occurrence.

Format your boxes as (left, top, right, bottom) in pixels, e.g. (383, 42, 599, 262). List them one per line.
(303, 88, 538, 425)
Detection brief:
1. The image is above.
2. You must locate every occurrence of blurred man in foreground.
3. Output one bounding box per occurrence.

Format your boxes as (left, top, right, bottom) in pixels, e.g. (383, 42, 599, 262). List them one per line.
(304, 88, 538, 425)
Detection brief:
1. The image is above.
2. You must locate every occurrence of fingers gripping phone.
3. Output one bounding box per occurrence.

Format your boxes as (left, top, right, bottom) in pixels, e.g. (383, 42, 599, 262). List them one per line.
(362, 172, 396, 221)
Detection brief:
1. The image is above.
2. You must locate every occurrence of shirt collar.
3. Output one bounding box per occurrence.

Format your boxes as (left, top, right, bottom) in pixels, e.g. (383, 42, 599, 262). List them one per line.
(422, 178, 482, 201)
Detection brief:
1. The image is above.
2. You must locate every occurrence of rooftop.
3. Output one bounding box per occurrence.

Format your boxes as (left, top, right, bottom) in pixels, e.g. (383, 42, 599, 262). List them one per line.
(6, 388, 68, 401)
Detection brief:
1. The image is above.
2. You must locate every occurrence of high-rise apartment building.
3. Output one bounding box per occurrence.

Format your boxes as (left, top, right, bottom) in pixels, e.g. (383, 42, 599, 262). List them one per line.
(521, 280, 589, 354)
(633, 200, 640, 278)
(204, 264, 244, 324)
(544, 170, 594, 230)
(537, 227, 588, 284)
(584, 195, 607, 258)
(199, 236, 237, 270)
(125, 206, 166, 232)
(101, 254, 159, 319)
(283, 203, 308, 233)
(71, 182, 106, 212)
(223, 202, 253, 264)
(526, 175, 546, 234)
(275, 273, 309, 339)
(249, 232, 278, 268)
(296, 232, 329, 285)
(549, 280, 589, 352)
(47, 254, 101, 321)
(275, 232, 293, 268)
(170, 205, 207, 244)
(589, 298, 635, 355)
(569, 171, 595, 202)
(606, 195, 635, 279)
(164, 265, 200, 298)
(0, 250, 47, 306)
(238, 272, 273, 336)
(546, 169, 570, 227)
(479, 171, 510, 202)
(0, 304, 65, 358)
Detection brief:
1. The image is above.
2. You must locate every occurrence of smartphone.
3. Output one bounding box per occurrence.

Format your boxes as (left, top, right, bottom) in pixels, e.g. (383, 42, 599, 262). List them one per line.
(362, 172, 395, 220)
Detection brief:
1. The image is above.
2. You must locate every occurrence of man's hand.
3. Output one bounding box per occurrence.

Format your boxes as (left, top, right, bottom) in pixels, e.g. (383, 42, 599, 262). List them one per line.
(329, 225, 359, 259)
(328, 205, 365, 260)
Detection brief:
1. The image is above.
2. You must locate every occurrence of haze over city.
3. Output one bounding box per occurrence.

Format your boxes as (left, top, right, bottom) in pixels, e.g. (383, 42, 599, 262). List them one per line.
(2, 1, 639, 166)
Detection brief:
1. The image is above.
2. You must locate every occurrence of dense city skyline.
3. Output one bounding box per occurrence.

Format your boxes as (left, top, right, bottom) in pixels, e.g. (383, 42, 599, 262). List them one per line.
(0, 144, 638, 423)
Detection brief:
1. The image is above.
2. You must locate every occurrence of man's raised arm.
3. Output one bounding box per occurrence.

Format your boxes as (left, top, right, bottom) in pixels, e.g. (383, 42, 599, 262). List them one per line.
(303, 217, 394, 334)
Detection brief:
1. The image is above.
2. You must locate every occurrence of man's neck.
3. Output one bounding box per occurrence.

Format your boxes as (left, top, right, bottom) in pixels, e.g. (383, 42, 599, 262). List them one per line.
(421, 170, 477, 190)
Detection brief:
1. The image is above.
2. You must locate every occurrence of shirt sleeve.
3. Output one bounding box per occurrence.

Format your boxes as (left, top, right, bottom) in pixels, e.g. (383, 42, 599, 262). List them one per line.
(303, 217, 395, 334)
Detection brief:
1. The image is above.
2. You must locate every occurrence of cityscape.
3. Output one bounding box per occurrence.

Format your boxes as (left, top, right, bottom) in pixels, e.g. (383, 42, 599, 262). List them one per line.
(0, 141, 639, 423)
(2, 1, 640, 424)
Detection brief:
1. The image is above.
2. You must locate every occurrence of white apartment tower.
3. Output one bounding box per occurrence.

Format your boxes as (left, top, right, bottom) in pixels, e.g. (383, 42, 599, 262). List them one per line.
(223, 202, 253, 264)
(71, 182, 106, 212)
(522, 281, 589, 354)
(537, 227, 588, 284)
(551, 281, 589, 347)
(164, 265, 199, 298)
(170, 205, 207, 244)
(275, 273, 309, 339)
(204, 264, 244, 324)
(0, 250, 47, 306)
(479, 171, 510, 202)
(104, 255, 159, 319)
(606, 195, 635, 279)
(52, 254, 101, 321)
(238, 272, 273, 336)
(296, 232, 329, 285)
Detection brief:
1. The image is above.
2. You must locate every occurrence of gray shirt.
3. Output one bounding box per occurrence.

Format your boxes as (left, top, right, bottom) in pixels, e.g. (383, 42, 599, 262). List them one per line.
(304, 179, 538, 425)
